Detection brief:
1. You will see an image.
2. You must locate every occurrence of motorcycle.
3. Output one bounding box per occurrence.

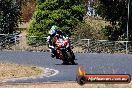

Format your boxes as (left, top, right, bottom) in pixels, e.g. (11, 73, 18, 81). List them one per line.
(54, 36, 75, 65)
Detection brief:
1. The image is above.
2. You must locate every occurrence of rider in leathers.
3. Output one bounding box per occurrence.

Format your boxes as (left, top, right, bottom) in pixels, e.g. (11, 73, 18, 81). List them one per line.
(47, 18, 67, 58)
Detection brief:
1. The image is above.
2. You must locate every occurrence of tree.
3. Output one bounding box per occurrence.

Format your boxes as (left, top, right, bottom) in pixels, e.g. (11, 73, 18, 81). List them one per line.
(96, 0, 132, 41)
(28, 0, 85, 37)
(21, 0, 36, 22)
(129, 0, 132, 40)
(0, 0, 21, 34)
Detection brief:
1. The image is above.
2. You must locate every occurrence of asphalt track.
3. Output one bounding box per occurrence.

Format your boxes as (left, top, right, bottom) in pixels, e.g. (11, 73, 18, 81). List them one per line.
(0, 51, 132, 83)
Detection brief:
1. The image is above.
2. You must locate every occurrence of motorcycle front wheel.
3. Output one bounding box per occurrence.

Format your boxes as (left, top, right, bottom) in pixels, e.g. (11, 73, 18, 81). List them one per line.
(64, 51, 75, 65)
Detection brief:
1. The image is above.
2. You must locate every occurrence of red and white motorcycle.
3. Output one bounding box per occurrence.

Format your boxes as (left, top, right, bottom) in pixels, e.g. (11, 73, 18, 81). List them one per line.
(54, 36, 75, 64)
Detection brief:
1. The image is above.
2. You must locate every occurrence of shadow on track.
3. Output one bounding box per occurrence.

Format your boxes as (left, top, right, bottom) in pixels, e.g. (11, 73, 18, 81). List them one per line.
(55, 62, 78, 65)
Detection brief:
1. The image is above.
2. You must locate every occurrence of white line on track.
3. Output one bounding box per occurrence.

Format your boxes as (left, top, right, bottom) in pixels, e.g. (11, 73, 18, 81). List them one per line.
(0, 67, 59, 83)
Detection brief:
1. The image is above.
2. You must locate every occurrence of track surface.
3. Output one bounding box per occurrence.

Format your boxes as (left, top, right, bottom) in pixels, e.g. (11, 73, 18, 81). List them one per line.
(0, 51, 132, 83)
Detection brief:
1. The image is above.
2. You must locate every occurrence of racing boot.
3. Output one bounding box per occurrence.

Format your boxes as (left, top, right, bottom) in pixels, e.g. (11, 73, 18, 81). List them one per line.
(51, 53, 55, 58)
(49, 45, 56, 58)
(51, 49, 56, 58)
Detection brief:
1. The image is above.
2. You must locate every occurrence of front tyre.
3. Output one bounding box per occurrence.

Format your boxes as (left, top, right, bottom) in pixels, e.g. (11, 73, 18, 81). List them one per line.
(66, 51, 75, 65)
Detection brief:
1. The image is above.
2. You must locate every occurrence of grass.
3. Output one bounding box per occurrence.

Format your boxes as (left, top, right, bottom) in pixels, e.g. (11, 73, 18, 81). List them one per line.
(0, 82, 131, 88)
(0, 63, 43, 80)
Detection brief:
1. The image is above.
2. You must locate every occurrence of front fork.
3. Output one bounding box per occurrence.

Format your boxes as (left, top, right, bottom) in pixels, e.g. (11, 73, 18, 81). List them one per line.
(56, 49, 65, 61)
(67, 47, 75, 60)
(56, 47, 75, 62)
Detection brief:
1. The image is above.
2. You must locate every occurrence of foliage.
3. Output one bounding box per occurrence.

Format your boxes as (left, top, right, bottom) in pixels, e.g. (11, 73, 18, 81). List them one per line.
(73, 22, 93, 39)
(73, 18, 109, 40)
(28, 0, 86, 37)
(21, 0, 36, 22)
(101, 25, 120, 40)
(0, 0, 21, 34)
(97, 0, 132, 41)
